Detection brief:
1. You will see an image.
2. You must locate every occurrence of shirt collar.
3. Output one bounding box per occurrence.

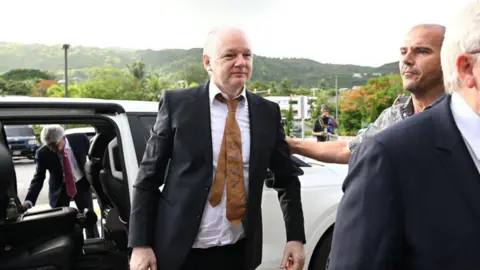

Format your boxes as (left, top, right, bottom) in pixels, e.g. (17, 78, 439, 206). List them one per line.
(400, 93, 448, 119)
(64, 137, 71, 151)
(450, 92, 480, 160)
(208, 77, 247, 104)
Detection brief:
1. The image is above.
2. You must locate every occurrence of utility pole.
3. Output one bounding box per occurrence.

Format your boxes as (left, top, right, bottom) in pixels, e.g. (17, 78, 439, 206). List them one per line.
(62, 44, 70, 97)
(300, 95, 305, 140)
(335, 76, 339, 133)
(62, 44, 70, 131)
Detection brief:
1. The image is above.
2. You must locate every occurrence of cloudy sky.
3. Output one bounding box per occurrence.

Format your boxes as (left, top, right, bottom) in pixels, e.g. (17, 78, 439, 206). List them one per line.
(1, 0, 473, 66)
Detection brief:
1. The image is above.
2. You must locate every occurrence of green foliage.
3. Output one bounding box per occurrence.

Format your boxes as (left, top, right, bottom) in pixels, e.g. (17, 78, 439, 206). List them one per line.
(0, 68, 54, 81)
(0, 42, 398, 89)
(340, 74, 406, 134)
(3, 80, 34, 95)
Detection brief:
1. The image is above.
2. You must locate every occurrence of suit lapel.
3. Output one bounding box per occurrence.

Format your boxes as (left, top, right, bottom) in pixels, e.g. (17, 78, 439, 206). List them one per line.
(195, 82, 214, 165)
(434, 94, 480, 218)
(246, 91, 261, 184)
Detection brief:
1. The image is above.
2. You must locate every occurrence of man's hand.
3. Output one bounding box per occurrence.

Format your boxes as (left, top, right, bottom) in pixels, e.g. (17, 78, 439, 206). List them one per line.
(22, 202, 31, 212)
(130, 246, 157, 270)
(280, 241, 305, 270)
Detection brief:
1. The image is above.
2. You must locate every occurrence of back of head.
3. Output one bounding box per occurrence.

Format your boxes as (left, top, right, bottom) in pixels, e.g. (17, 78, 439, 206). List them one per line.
(441, 0, 480, 93)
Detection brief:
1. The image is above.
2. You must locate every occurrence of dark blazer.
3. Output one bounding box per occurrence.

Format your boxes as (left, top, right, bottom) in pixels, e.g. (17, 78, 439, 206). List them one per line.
(328, 94, 480, 270)
(128, 82, 306, 270)
(25, 133, 90, 208)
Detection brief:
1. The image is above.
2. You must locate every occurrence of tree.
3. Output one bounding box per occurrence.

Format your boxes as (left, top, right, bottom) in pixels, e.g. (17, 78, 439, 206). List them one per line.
(248, 80, 267, 91)
(339, 74, 406, 134)
(32, 80, 59, 97)
(279, 78, 292, 95)
(126, 60, 148, 89)
(1, 69, 54, 81)
(176, 64, 209, 86)
(47, 85, 81, 98)
(2, 81, 34, 96)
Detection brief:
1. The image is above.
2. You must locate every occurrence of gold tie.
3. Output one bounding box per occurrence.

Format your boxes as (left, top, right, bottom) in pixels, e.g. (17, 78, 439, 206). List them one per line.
(209, 94, 246, 225)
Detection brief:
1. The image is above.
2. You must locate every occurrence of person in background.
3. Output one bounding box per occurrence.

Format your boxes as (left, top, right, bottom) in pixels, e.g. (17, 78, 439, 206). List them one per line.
(22, 125, 99, 239)
(328, 3, 480, 268)
(312, 104, 338, 142)
(287, 24, 447, 164)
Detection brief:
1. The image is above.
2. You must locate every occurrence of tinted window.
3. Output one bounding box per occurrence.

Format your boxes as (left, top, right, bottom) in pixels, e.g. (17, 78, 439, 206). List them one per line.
(5, 126, 34, 137)
(127, 114, 157, 165)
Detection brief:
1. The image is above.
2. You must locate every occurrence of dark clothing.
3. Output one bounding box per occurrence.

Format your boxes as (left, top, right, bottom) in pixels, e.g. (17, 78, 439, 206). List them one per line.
(128, 82, 306, 270)
(55, 177, 98, 238)
(313, 117, 334, 141)
(24, 133, 99, 238)
(328, 94, 480, 270)
(181, 239, 246, 270)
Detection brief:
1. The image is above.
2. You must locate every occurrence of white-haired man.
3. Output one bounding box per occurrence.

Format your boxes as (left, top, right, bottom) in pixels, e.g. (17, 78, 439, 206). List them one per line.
(128, 27, 305, 270)
(328, 4, 480, 269)
(23, 124, 99, 239)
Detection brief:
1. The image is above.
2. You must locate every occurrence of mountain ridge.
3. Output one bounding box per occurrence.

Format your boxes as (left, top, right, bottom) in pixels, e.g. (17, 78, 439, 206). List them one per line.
(0, 42, 400, 88)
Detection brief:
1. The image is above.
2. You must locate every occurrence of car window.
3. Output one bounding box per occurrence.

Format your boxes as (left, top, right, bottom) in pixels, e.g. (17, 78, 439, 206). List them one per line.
(5, 126, 34, 137)
(127, 113, 157, 165)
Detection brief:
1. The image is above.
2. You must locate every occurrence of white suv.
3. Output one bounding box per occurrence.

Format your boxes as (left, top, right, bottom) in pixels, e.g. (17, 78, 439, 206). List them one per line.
(0, 96, 346, 270)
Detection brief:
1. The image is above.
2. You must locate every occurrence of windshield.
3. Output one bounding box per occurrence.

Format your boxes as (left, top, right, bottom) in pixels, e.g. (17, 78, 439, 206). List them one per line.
(5, 126, 34, 137)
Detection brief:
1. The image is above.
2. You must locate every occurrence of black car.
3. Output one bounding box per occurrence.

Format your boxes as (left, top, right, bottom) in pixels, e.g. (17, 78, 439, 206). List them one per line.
(5, 125, 39, 160)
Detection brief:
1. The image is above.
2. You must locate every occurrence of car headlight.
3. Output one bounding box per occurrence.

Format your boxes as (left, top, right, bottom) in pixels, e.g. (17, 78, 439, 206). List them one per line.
(28, 140, 38, 145)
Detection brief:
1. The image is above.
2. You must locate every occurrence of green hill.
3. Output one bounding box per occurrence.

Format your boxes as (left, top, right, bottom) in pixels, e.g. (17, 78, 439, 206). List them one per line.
(0, 42, 399, 88)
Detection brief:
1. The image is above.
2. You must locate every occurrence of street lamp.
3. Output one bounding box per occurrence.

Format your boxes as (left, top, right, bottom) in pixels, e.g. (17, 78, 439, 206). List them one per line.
(62, 44, 70, 97)
(335, 76, 339, 134)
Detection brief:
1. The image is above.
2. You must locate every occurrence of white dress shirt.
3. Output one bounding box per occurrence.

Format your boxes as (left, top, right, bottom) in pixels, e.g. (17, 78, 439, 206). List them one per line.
(192, 79, 251, 248)
(63, 138, 85, 182)
(450, 92, 480, 174)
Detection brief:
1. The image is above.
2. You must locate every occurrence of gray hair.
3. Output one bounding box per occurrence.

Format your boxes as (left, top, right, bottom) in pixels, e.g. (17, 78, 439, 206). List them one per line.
(441, 1, 480, 93)
(202, 26, 249, 75)
(40, 125, 65, 145)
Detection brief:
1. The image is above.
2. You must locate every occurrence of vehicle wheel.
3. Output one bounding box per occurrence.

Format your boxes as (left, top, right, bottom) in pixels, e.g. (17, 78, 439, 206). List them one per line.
(309, 230, 333, 270)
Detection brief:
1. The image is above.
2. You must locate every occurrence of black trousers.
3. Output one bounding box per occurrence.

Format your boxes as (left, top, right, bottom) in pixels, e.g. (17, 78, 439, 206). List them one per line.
(56, 178, 99, 239)
(181, 239, 247, 270)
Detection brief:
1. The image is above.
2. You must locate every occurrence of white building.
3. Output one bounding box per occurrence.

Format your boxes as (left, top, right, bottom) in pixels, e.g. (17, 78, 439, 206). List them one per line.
(264, 96, 316, 120)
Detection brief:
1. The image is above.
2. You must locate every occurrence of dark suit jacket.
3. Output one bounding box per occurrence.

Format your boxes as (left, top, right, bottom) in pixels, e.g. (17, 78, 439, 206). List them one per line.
(25, 133, 90, 208)
(128, 82, 306, 270)
(328, 94, 480, 270)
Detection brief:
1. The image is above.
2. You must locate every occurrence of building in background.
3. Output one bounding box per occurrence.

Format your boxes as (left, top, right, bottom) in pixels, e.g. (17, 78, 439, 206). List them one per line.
(265, 96, 316, 120)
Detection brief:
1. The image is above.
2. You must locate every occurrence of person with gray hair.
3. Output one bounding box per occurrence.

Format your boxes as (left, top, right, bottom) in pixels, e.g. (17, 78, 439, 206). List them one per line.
(22, 124, 99, 239)
(128, 27, 305, 270)
(328, 4, 480, 269)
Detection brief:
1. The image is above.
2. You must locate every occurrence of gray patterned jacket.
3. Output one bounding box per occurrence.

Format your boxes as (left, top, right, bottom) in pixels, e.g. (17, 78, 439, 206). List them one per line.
(348, 93, 448, 152)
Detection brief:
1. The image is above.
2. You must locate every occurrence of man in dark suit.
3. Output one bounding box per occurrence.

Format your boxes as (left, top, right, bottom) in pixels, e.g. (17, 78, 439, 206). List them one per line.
(328, 3, 480, 269)
(128, 27, 306, 270)
(22, 125, 99, 239)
